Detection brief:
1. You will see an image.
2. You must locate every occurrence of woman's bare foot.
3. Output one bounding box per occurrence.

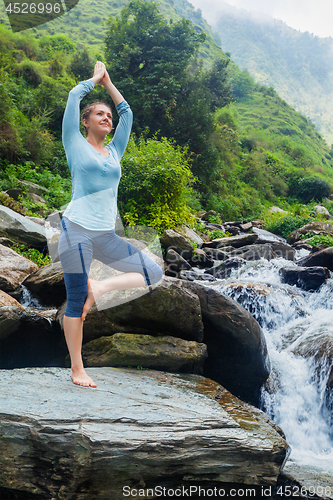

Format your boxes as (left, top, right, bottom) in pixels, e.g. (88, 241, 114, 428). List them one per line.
(82, 279, 102, 321)
(71, 367, 97, 387)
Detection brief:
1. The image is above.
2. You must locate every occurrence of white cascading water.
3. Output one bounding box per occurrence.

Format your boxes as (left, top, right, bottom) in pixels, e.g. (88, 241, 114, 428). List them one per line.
(204, 249, 333, 478)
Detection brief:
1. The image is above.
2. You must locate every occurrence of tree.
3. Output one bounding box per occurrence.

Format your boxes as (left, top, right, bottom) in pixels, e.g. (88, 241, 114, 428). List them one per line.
(104, 0, 233, 196)
(105, 0, 205, 137)
(69, 47, 94, 81)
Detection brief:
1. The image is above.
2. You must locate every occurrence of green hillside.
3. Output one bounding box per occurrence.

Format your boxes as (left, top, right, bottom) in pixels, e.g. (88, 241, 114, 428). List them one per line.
(0, 0, 222, 63)
(210, 2, 333, 145)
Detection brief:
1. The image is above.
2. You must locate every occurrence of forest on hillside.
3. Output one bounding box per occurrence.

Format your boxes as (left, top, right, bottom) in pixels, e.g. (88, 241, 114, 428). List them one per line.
(211, 2, 333, 145)
(1, 0, 333, 235)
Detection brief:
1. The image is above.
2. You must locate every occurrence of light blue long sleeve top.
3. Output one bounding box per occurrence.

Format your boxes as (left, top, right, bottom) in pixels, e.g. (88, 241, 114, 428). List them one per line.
(62, 79, 133, 230)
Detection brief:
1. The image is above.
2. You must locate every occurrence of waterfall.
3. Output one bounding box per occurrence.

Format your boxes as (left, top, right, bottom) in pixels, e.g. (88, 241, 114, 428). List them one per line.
(206, 253, 333, 476)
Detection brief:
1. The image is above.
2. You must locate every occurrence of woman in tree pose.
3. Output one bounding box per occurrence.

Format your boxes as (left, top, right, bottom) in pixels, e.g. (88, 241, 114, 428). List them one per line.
(59, 61, 163, 388)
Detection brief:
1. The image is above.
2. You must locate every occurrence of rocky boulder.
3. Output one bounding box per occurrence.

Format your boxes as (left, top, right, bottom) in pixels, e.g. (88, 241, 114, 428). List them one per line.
(279, 266, 330, 291)
(57, 276, 204, 344)
(179, 270, 217, 282)
(296, 246, 333, 271)
(205, 257, 247, 279)
(0, 244, 38, 292)
(0, 205, 47, 248)
(160, 229, 194, 257)
(82, 333, 207, 373)
(0, 367, 290, 500)
(202, 233, 258, 249)
(173, 225, 204, 245)
(185, 283, 270, 406)
(0, 289, 28, 339)
(18, 179, 49, 196)
(23, 261, 66, 307)
(164, 248, 191, 277)
(189, 247, 214, 268)
(226, 243, 278, 261)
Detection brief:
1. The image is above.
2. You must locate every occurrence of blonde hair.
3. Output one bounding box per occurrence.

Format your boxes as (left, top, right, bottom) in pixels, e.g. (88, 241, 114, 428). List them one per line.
(81, 101, 112, 137)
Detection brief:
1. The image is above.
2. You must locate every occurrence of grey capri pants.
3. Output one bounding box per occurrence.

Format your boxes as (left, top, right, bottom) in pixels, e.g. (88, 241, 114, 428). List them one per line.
(58, 216, 163, 317)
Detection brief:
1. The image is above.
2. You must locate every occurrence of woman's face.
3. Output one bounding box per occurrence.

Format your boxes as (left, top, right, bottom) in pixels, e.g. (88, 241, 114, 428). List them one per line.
(83, 104, 113, 137)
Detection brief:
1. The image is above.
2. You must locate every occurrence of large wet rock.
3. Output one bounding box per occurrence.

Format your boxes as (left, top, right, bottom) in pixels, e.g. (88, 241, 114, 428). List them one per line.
(296, 246, 333, 271)
(23, 261, 65, 307)
(82, 333, 207, 373)
(0, 244, 38, 292)
(57, 276, 204, 344)
(160, 229, 194, 255)
(205, 257, 247, 278)
(279, 266, 330, 291)
(185, 283, 270, 406)
(173, 225, 204, 245)
(290, 327, 333, 425)
(226, 243, 278, 261)
(0, 289, 27, 339)
(0, 205, 46, 248)
(0, 367, 290, 499)
(202, 233, 258, 249)
(165, 247, 192, 277)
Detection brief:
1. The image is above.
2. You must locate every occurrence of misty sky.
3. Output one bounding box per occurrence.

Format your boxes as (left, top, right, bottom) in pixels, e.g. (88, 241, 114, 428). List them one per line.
(189, 0, 333, 38)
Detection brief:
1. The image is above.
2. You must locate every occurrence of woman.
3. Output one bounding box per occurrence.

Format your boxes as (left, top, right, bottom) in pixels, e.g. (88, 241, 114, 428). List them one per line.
(59, 61, 163, 388)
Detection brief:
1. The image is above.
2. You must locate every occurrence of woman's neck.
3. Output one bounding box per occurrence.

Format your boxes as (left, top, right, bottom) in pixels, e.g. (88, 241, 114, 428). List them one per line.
(86, 134, 106, 150)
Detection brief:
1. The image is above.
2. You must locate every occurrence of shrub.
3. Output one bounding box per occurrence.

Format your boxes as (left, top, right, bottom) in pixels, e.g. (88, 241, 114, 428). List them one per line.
(302, 234, 333, 247)
(10, 243, 51, 267)
(119, 135, 196, 233)
(0, 192, 26, 215)
(264, 214, 313, 238)
(297, 176, 331, 203)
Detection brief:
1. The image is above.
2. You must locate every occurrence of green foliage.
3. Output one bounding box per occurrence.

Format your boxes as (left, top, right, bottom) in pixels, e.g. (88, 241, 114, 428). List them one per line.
(119, 135, 196, 233)
(104, 0, 206, 137)
(302, 233, 333, 247)
(38, 34, 76, 60)
(263, 211, 314, 238)
(206, 214, 222, 224)
(0, 162, 71, 213)
(10, 243, 51, 267)
(69, 47, 94, 81)
(206, 229, 231, 240)
(296, 176, 331, 203)
(104, 0, 233, 199)
(0, 192, 26, 215)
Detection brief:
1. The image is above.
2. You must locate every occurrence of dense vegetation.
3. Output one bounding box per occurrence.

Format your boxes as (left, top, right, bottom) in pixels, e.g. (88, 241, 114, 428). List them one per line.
(1, 0, 333, 238)
(212, 4, 333, 144)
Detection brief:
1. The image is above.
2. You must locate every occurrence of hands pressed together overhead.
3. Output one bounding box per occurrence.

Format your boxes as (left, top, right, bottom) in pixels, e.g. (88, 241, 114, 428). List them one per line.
(92, 60, 111, 87)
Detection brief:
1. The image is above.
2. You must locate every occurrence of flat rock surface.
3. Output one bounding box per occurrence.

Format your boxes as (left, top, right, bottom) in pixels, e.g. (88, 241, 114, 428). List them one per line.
(0, 368, 289, 500)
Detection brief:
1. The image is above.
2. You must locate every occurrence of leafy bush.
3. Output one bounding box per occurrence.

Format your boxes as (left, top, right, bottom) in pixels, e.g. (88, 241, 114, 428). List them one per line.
(0, 161, 71, 212)
(302, 233, 333, 247)
(207, 229, 231, 240)
(0, 192, 26, 215)
(206, 214, 222, 224)
(119, 135, 196, 233)
(296, 176, 331, 203)
(10, 243, 51, 267)
(264, 213, 313, 238)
